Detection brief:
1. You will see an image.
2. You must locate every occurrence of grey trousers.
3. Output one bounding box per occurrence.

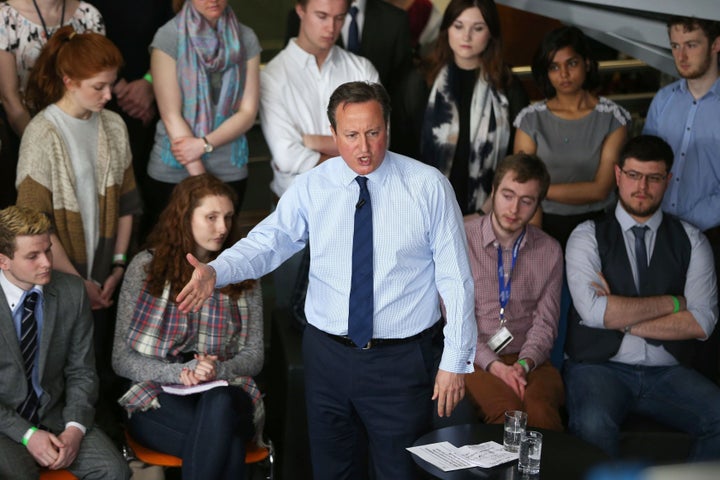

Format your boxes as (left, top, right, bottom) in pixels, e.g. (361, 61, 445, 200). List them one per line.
(0, 427, 130, 480)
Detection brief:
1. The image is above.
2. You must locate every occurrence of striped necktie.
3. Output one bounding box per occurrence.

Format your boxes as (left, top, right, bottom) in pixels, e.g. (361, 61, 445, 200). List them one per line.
(17, 291, 40, 425)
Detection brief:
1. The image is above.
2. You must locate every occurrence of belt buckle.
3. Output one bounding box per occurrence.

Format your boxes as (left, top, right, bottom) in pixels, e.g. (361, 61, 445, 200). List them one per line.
(361, 339, 373, 350)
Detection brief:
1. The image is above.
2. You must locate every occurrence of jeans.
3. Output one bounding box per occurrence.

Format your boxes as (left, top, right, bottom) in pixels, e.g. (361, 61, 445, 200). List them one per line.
(564, 360, 720, 461)
(128, 386, 254, 480)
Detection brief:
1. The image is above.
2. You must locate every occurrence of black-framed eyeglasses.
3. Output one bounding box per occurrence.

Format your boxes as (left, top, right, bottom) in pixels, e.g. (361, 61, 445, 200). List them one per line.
(620, 169, 667, 184)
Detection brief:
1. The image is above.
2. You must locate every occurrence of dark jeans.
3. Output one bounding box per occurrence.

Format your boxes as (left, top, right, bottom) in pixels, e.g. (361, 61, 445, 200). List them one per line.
(127, 386, 254, 480)
(564, 360, 720, 461)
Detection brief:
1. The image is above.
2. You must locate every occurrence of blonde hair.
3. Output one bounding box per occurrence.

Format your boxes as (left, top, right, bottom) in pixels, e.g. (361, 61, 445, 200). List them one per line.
(0, 206, 52, 258)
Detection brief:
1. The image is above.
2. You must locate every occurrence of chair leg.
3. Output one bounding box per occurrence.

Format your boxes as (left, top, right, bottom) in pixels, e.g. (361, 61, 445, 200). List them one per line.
(266, 439, 275, 480)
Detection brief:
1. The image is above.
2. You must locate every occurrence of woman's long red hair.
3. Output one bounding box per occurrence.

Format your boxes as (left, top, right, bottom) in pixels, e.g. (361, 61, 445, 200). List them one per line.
(25, 26, 123, 114)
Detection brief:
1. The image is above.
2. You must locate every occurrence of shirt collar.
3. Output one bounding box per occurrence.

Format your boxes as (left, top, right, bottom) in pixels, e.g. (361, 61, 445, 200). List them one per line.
(480, 213, 530, 250)
(615, 202, 663, 233)
(338, 150, 391, 188)
(350, 0, 366, 13)
(678, 75, 720, 99)
(0, 270, 44, 314)
(287, 39, 339, 70)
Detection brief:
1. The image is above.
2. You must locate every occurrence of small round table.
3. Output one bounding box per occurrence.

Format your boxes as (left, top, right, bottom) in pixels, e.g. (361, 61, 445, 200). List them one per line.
(412, 423, 609, 479)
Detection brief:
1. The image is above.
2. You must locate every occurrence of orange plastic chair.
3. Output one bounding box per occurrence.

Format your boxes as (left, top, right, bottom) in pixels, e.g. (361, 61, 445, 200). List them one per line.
(124, 431, 274, 478)
(39, 470, 77, 480)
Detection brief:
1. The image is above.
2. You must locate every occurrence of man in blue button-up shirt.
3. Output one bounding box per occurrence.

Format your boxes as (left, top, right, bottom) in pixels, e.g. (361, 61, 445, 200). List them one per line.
(178, 82, 477, 479)
(643, 16, 720, 232)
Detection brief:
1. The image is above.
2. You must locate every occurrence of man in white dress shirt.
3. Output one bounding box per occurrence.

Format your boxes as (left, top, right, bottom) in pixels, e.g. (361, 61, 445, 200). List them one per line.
(261, 0, 378, 307)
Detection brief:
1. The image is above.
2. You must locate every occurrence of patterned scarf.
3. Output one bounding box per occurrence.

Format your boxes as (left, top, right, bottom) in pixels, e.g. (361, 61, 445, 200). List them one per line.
(161, 1, 248, 169)
(421, 64, 510, 212)
(118, 282, 264, 439)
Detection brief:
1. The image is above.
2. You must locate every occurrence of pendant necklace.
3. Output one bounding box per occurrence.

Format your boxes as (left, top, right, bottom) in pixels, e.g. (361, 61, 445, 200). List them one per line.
(32, 0, 67, 39)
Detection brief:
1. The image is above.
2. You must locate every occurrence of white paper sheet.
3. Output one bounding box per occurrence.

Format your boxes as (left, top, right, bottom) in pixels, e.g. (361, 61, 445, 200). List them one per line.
(407, 441, 478, 471)
(161, 379, 229, 395)
(407, 440, 518, 472)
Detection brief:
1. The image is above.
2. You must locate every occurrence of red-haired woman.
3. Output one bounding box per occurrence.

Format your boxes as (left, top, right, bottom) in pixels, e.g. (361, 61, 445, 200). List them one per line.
(113, 174, 263, 480)
(420, 0, 527, 215)
(0, 0, 104, 136)
(15, 27, 141, 386)
(17, 25, 140, 310)
(0, 0, 104, 207)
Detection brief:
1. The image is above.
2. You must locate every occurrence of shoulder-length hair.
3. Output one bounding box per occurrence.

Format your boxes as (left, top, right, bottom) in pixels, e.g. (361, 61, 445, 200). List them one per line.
(145, 174, 253, 299)
(424, 0, 510, 90)
(25, 26, 123, 114)
(531, 26, 600, 98)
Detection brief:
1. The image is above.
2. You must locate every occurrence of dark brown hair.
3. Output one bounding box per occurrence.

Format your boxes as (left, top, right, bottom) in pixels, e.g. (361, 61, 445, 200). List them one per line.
(618, 135, 674, 171)
(424, 0, 510, 90)
(327, 81, 391, 131)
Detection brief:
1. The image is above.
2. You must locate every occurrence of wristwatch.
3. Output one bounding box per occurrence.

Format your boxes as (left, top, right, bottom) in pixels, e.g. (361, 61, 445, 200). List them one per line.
(202, 136, 214, 154)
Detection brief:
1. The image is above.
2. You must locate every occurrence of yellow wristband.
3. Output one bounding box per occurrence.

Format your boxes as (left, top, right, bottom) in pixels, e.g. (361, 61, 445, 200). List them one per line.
(671, 295, 680, 314)
(22, 427, 37, 447)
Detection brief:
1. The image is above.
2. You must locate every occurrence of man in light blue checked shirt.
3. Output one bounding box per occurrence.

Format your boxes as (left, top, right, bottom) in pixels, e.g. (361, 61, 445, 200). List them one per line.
(178, 81, 477, 479)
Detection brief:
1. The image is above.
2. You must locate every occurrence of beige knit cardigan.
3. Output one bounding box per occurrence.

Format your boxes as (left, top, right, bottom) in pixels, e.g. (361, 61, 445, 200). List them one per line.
(16, 108, 142, 282)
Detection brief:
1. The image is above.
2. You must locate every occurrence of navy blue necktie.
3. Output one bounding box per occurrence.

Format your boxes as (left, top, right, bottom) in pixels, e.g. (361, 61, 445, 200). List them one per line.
(18, 291, 40, 425)
(349, 176, 373, 347)
(632, 225, 661, 345)
(632, 225, 649, 295)
(347, 6, 360, 54)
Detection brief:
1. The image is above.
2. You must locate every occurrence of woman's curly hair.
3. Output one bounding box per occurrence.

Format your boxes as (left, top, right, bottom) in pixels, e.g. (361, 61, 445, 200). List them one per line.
(145, 174, 253, 299)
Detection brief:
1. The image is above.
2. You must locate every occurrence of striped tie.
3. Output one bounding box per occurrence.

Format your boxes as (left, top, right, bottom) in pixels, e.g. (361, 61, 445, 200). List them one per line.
(17, 291, 40, 424)
(348, 176, 373, 348)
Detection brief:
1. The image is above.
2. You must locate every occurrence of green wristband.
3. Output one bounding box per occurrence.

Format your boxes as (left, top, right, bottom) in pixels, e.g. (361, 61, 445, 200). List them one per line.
(143, 72, 153, 84)
(517, 358, 530, 374)
(671, 295, 680, 314)
(22, 427, 38, 447)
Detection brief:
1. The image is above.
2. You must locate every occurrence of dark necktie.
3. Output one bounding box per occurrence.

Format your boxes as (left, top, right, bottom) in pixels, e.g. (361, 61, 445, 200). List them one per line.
(348, 176, 373, 347)
(347, 6, 360, 54)
(18, 291, 40, 425)
(632, 225, 662, 346)
(631, 225, 649, 295)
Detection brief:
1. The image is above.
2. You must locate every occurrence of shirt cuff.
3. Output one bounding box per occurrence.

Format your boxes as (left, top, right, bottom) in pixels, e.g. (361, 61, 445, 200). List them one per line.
(65, 422, 86, 435)
(439, 350, 475, 374)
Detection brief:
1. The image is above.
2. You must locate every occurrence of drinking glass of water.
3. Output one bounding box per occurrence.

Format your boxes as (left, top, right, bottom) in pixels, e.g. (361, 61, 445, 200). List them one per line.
(518, 430, 543, 475)
(503, 410, 527, 452)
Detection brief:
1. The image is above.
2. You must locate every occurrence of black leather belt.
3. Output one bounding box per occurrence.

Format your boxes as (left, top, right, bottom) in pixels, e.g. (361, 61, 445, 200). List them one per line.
(321, 322, 441, 350)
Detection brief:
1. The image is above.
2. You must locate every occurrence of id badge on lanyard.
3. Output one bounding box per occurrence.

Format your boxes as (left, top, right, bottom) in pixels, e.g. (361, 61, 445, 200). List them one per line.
(486, 230, 524, 354)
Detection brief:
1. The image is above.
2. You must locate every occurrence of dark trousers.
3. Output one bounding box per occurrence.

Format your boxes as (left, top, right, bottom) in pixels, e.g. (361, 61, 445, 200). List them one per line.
(302, 324, 440, 479)
(127, 386, 254, 480)
(564, 360, 720, 460)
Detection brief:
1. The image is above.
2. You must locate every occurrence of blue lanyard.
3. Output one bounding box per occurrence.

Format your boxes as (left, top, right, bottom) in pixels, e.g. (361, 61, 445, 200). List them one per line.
(497, 229, 525, 323)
